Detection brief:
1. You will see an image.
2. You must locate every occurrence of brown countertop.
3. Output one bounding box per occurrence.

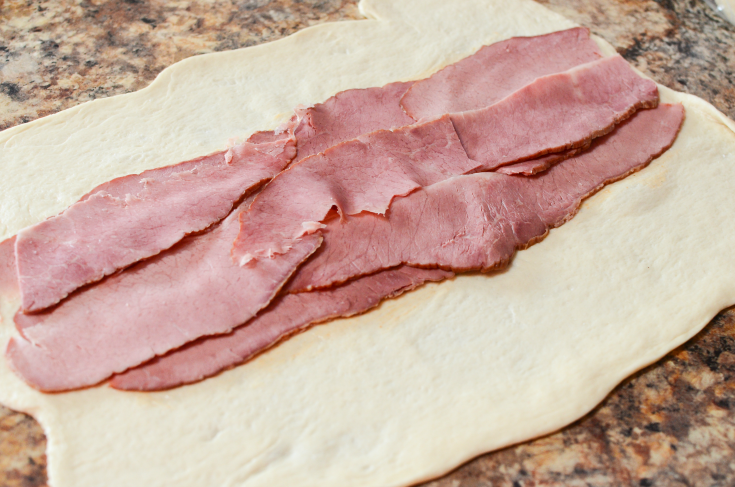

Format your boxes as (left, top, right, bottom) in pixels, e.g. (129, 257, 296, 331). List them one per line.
(1, 1, 735, 486)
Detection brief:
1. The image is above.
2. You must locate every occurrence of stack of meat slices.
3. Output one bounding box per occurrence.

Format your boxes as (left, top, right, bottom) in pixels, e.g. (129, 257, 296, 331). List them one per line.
(2, 27, 685, 392)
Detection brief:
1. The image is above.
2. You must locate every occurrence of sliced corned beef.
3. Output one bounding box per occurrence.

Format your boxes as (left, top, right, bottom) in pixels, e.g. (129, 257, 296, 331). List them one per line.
(232, 55, 658, 264)
(400, 27, 602, 121)
(6, 202, 321, 392)
(0, 237, 18, 297)
(3, 32, 675, 394)
(497, 146, 588, 176)
(15, 137, 296, 313)
(294, 28, 601, 162)
(233, 116, 478, 264)
(110, 266, 453, 391)
(293, 81, 415, 162)
(246, 129, 292, 144)
(449, 55, 659, 169)
(112, 105, 684, 392)
(286, 104, 685, 292)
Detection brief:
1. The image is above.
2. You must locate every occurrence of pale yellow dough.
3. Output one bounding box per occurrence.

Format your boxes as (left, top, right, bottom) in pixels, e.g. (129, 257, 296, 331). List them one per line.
(715, 0, 735, 25)
(1, 1, 735, 486)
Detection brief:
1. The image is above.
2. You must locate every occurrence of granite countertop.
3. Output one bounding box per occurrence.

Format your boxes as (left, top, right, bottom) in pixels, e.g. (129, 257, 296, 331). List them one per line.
(1, 1, 734, 486)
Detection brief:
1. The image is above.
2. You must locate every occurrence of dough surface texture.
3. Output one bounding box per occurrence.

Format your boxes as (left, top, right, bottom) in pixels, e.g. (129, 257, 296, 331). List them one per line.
(715, 0, 735, 24)
(1, 0, 734, 486)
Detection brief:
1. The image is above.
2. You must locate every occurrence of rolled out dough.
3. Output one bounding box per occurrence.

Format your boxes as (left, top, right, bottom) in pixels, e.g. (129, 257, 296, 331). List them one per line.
(714, 0, 735, 25)
(1, 0, 735, 486)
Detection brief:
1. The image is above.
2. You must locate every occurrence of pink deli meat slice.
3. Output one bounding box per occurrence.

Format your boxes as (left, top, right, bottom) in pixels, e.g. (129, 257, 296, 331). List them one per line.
(497, 146, 587, 176)
(110, 266, 453, 391)
(295, 28, 601, 162)
(233, 116, 479, 263)
(232, 55, 658, 264)
(287, 104, 685, 292)
(400, 27, 602, 121)
(293, 81, 415, 163)
(293, 28, 601, 162)
(449, 55, 659, 169)
(0, 237, 18, 298)
(15, 137, 296, 313)
(6, 204, 321, 392)
(246, 129, 292, 144)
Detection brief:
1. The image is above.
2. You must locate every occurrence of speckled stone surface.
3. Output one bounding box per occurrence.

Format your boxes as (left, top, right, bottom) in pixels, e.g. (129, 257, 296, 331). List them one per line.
(1, 1, 734, 486)
(0, 0, 361, 131)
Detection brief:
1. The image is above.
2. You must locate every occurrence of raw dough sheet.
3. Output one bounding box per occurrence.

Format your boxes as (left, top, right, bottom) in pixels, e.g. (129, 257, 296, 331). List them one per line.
(1, 0, 735, 486)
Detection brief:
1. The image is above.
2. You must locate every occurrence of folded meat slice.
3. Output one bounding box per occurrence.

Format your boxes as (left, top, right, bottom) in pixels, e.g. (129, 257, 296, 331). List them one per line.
(449, 55, 659, 168)
(15, 137, 296, 313)
(287, 104, 685, 292)
(293, 81, 415, 162)
(400, 27, 602, 121)
(6, 203, 321, 392)
(233, 55, 658, 264)
(497, 146, 588, 176)
(110, 266, 453, 391)
(233, 116, 479, 263)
